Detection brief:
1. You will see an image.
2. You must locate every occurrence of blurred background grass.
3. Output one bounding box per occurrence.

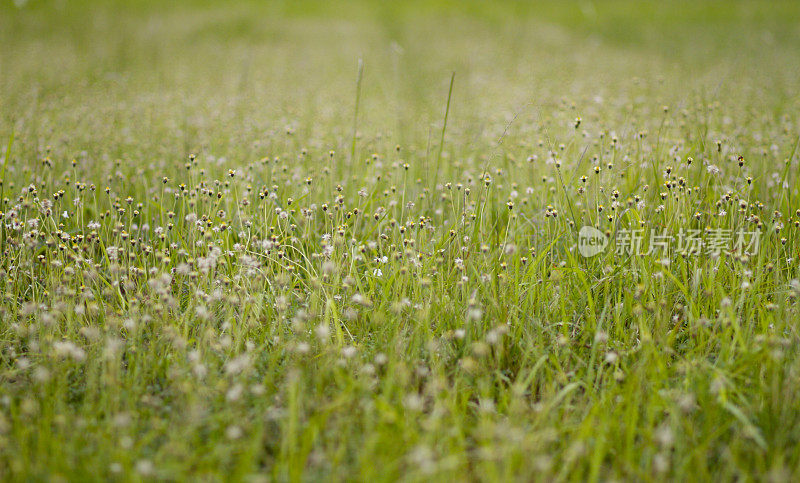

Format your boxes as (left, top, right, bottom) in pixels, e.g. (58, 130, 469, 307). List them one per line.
(5, 0, 799, 57)
(1, 0, 799, 169)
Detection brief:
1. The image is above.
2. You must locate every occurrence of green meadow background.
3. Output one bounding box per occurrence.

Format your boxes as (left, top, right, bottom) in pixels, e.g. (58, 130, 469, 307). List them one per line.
(2, 0, 800, 481)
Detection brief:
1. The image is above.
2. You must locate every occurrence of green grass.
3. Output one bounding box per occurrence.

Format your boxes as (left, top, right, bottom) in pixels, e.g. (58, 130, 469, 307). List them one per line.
(2, 0, 800, 480)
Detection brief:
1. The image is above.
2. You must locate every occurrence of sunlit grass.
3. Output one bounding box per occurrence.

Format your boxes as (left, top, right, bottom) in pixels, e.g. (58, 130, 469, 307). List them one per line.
(1, 0, 800, 480)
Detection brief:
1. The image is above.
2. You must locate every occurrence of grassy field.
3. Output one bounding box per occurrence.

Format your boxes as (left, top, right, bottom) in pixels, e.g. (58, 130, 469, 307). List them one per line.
(2, 0, 800, 480)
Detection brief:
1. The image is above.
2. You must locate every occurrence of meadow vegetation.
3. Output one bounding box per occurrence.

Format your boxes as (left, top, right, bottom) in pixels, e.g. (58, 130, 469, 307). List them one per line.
(2, 0, 800, 480)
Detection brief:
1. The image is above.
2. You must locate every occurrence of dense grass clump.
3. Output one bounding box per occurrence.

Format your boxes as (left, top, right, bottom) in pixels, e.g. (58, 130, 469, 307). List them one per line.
(1, 0, 800, 480)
